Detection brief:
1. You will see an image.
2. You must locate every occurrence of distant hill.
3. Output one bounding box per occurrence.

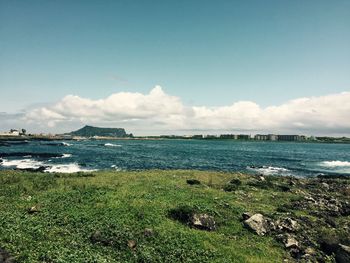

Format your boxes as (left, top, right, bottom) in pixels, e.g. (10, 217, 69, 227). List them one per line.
(69, 125, 132, 138)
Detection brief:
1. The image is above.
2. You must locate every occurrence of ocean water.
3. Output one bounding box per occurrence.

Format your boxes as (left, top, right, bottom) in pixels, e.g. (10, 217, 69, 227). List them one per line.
(1, 139, 350, 177)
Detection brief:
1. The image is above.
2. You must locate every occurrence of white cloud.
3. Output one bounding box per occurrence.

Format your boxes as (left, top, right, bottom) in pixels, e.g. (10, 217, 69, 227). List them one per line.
(20, 86, 350, 135)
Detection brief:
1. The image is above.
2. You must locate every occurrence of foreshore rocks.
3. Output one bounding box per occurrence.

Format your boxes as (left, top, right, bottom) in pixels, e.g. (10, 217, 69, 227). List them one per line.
(242, 175, 350, 262)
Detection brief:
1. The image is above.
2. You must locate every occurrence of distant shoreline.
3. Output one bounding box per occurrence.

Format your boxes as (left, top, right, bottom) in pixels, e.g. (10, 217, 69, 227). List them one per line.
(1, 135, 350, 144)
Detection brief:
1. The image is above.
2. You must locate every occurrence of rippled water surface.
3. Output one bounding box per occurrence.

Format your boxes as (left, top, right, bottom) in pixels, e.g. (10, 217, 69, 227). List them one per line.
(1, 140, 350, 177)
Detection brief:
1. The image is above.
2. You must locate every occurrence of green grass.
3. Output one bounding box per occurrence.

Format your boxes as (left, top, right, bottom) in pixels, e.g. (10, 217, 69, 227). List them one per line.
(0, 170, 301, 262)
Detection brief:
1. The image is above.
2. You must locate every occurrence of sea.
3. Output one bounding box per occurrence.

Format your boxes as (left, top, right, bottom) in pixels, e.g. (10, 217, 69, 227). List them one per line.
(1, 139, 350, 177)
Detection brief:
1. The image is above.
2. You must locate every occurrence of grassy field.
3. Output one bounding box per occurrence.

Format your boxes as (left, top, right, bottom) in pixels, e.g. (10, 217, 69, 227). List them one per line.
(0, 170, 347, 262)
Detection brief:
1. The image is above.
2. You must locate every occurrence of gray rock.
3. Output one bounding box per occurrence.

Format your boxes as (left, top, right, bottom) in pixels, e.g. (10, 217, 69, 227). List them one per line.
(127, 240, 137, 250)
(285, 234, 299, 248)
(321, 182, 330, 190)
(275, 218, 299, 232)
(27, 206, 40, 214)
(191, 213, 217, 231)
(244, 213, 268, 236)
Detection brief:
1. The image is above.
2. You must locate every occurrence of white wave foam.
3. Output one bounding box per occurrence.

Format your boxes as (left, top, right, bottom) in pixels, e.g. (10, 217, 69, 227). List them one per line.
(45, 163, 96, 173)
(0, 158, 95, 173)
(111, 164, 121, 171)
(53, 153, 72, 159)
(320, 160, 350, 167)
(104, 143, 122, 147)
(247, 165, 291, 176)
(62, 142, 72, 146)
(0, 158, 44, 169)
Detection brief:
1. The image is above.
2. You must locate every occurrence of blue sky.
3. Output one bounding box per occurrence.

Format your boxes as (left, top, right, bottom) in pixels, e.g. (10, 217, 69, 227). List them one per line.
(0, 1, 349, 135)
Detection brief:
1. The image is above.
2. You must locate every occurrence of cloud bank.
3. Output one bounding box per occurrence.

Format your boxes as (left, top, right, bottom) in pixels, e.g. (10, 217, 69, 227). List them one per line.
(12, 86, 350, 135)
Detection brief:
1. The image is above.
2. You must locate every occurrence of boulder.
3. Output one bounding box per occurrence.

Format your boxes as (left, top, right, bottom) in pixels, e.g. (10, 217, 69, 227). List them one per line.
(244, 213, 268, 236)
(191, 213, 216, 231)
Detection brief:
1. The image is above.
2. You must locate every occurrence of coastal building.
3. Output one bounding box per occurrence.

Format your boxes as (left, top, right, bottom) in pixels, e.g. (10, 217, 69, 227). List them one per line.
(220, 134, 237, 139)
(237, 134, 250, 140)
(268, 134, 278, 141)
(254, 134, 278, 141)
(254, 134, 269, 140)
(277, 135, 305, 141)
(203, 134, 219, 139)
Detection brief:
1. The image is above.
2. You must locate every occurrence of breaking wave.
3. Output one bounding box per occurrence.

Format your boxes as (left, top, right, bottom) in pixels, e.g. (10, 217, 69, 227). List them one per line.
(320, 160, 350, 167)
(247, 165, 292, 176)
(104, 143, 122, 147)
(0, 158, 44, 169)
(0, 158, 95, 173)
(45, 163, 96, 173)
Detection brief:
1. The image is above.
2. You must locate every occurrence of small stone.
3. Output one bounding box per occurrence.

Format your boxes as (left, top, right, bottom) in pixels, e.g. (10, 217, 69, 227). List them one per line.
(259, 176, 265, 181)
(322, 182, 330, 190)
(285, 235, 299, 248)
(127, 240, 137, 250)
(304, 247, 316, 255)
(27, 206, 40, 214)
(191, 213, 216, 231)
(244, 213, 268, 236)
(144, 228, 154, 237)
